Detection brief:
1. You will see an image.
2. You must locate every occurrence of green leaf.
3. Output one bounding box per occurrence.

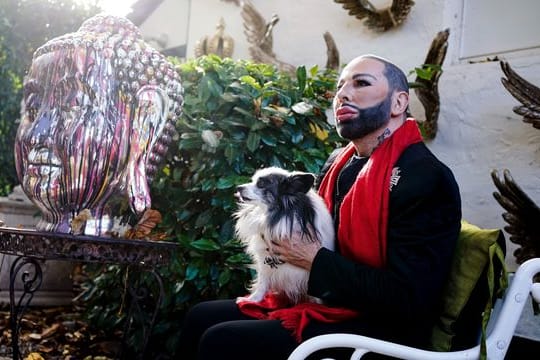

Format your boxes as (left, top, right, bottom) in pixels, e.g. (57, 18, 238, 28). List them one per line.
(224, 143, 239, 164)
(297, 66, 307, 93)
(261, 133, 278, 146)
(218, 269, 232, 287)
(290, 130, 304, 144)
(195, 209, 213, 228)
(185, 264, 199, 280)
(246, 131, 261, 152)
(216, 176, 236, 189)
(226, 253, 251, 265)
(239, 75, 262, 90)
(190, 239, 220, 251)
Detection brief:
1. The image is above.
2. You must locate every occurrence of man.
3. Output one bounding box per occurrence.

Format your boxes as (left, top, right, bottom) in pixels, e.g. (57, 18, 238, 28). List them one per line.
(178, 55, 461, 359)
(14, 14, 183, 236)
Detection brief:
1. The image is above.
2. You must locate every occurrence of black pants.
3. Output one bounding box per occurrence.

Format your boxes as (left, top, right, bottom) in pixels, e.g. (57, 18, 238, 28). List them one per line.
(177, 299, 297, 359)
(175, 299, 394, 360)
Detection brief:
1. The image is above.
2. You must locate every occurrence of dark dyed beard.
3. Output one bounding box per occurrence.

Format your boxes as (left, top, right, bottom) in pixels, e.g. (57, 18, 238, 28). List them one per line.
(336, 93, 392, 141)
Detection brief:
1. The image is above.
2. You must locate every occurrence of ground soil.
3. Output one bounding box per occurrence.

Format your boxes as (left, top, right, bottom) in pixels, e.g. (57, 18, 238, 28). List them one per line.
(0, 303, 121, 360)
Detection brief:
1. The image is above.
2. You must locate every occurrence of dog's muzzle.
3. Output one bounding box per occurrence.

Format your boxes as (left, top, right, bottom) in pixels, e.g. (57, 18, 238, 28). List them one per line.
(235, 185, 249, 202)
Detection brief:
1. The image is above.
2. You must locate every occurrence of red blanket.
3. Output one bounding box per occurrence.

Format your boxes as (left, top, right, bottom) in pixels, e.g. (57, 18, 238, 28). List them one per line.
(238, 119, 423, 342)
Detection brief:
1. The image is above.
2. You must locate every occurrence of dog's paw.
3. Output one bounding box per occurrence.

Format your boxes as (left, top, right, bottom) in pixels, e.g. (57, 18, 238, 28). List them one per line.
(236, 296, 251, 304)
(236, 292, 265, 303)
(236, 295, 262, 304)
(308, 295, 324, 304)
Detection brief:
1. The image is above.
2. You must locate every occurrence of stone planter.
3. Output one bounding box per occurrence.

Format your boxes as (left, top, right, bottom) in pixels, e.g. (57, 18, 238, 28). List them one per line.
(0, 186, 74, 306)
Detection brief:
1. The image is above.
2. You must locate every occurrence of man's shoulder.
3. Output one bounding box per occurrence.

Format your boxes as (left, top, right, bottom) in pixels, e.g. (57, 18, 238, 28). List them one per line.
(398, 142, 451, 172)
(394, 142, 459, 193)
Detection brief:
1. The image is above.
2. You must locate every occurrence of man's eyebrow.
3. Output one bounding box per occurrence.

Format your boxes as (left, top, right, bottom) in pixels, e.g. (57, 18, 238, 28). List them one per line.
(337, 72, 378, 87)
(352, 73, 377, 81)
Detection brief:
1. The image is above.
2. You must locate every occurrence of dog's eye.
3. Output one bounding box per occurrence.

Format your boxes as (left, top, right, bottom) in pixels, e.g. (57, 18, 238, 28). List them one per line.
(256, 178, 268, 188)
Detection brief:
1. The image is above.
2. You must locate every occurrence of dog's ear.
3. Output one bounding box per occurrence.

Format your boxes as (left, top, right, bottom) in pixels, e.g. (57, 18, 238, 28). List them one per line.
(288, 173, 315, 194)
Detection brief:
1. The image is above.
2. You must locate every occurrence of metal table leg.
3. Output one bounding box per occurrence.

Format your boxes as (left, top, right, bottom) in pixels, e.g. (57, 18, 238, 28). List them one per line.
(9, 256, 43, 360)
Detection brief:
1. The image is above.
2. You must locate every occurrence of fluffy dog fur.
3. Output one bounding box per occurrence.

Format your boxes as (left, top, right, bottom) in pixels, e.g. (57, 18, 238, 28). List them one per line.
(234, 167, 335, 305)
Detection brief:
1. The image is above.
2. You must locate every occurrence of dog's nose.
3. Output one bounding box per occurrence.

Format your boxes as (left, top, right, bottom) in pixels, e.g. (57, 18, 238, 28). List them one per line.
(235, 185, 245, 201)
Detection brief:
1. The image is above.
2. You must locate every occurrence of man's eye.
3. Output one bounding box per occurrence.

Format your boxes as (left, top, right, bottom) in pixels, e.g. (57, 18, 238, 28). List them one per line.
(355, 79, 370, 87)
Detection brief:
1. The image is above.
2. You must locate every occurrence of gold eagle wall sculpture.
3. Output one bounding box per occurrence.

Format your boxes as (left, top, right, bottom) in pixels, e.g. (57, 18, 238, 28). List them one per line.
(334, 0, 415, 32)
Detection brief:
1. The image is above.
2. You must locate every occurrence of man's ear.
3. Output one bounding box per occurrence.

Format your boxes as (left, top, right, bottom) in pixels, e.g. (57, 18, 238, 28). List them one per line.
(391, 91, 409, 117)
(127, 85, 169, 215)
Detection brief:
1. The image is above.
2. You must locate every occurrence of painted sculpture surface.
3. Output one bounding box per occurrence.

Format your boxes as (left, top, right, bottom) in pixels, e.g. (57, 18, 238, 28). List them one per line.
(14, 14, 183, 236)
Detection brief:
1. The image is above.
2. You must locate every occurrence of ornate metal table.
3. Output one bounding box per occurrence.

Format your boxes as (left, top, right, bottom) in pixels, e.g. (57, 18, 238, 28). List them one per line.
(0, 226, 179, 359)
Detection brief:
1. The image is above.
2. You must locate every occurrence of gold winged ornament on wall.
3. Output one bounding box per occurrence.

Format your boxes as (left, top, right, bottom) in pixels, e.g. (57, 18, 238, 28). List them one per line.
(241, 0, 340, 74)
(492, 61, 540, 269)
(323, 31, 340, 71)
(491, 169, 540, 266)
(500, 61, 540, 129)
(334, 0, 415, 32)
(412, 28, 449, 140)
(241, 1, 295, 74)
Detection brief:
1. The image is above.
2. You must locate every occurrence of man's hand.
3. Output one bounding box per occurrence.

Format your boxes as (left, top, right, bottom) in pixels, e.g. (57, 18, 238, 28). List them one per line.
(270, 237, 322, 271)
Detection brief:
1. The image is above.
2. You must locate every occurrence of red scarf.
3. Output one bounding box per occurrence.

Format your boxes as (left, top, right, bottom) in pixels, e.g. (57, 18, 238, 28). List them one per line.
(238, 119, 423, 342)
(319, 119, 422, 267)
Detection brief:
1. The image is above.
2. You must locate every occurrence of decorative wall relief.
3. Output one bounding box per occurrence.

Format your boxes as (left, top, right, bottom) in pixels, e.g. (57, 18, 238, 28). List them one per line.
(492, 61, 540, 264)
(334, 0, 415, 32)
(241, 0, 296, 75)
(323, 31, 340, 71)
(412, 29, 449, 140)
(241, 0, 340, 74)
(491, 169, 540, 264)
(500, 61, 540, 129)
(14, 14, 184, 237)
(194, 17, 235, 58)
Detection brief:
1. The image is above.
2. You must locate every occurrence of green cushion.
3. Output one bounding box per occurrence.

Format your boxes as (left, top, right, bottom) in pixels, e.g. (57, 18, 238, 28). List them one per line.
(430, 220, 507, 353)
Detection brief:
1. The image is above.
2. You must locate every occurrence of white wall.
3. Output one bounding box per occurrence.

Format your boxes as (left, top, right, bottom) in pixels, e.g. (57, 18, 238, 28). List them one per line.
(140, 0, 540, 269)
(138, 0, 191, 51)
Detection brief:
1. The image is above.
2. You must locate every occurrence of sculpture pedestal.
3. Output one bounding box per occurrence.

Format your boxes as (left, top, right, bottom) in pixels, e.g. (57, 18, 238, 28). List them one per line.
(0, 186, 74, 307)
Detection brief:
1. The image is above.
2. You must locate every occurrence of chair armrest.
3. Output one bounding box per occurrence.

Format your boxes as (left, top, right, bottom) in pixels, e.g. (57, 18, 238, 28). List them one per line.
(531, 283, 540, 304)
(287, 333, 482, 360)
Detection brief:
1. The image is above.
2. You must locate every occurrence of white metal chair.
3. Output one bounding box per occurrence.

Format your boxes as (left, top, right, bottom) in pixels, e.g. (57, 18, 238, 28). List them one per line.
(288, 257, 540, 360)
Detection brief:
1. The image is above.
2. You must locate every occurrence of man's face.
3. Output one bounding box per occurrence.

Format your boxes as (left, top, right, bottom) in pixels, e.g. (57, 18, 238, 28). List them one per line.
(15, 47, 130, 229)
(333, 57, 393, 140)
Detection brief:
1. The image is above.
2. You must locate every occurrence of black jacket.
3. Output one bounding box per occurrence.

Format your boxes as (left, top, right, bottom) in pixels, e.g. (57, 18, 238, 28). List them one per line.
(308, 142, 462, 348)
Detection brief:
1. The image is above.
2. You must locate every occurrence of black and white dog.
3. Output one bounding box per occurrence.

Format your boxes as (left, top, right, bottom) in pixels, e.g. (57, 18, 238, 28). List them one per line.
(234, 167, 335, 305)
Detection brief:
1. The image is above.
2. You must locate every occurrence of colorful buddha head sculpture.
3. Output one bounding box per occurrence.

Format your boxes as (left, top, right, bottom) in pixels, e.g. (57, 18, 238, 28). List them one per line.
(14, 14, 183, 236)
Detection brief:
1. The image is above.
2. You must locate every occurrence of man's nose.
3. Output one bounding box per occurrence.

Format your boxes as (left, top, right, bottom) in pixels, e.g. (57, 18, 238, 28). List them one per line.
(336, 85, 350, 103)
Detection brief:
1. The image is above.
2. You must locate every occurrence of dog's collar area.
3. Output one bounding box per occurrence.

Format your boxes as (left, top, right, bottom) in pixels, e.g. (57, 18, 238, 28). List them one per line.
(264, 255, 284, 269)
